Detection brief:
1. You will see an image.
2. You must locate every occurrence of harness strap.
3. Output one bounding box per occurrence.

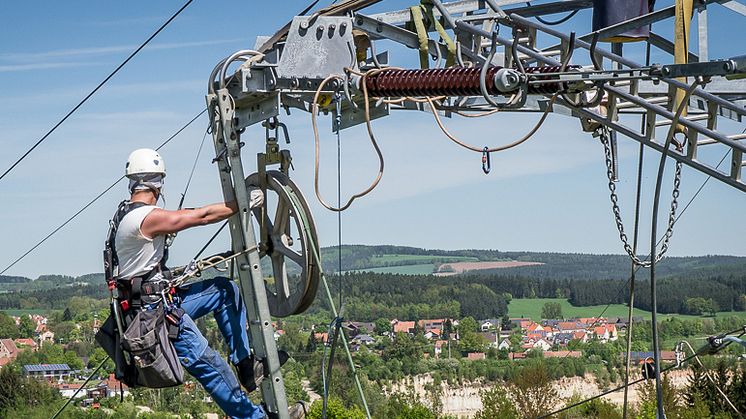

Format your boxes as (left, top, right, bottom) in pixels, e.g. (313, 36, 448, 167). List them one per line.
(130, 277, 143, 309)
(410, 5, 430, 69)
(422, 0, 456, 68)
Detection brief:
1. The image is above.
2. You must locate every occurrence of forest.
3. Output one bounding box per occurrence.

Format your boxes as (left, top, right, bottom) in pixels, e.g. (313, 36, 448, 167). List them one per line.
(2, 246, 746, 318)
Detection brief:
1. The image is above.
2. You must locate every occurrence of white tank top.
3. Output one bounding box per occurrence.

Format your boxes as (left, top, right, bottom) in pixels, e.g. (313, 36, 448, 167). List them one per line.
(115, 205, 165, 278)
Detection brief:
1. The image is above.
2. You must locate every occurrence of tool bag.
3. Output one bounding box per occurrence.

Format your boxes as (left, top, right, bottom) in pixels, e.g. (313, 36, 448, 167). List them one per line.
(119, 303, 184, 388)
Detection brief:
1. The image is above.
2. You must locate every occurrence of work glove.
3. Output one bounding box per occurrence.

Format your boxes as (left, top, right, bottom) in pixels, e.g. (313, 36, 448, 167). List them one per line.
(248, 186, 264, 209)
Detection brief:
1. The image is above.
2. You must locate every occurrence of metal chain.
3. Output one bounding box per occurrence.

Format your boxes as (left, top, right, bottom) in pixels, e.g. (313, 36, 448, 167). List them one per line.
(599, 128, 682, 267)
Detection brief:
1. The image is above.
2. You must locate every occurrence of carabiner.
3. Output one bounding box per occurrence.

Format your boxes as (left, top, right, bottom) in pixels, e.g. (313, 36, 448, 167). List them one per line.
(482, 147, 491, 174)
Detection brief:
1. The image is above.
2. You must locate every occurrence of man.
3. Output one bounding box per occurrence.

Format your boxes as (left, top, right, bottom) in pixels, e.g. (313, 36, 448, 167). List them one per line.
(110, 148, 302, 418)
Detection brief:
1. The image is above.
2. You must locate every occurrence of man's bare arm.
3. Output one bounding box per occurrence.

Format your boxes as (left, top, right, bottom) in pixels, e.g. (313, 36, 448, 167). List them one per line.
(141, 201, 238, 238)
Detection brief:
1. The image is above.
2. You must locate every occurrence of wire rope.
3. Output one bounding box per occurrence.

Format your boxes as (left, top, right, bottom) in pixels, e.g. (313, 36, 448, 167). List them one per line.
(311, 73, 385, 212)
(622, 123, 647, 419)
(0, 108, 206, 276)
(0, 0, 194, 184)
(524, 2, 579, 26)
(425, 93, 559, 153)
(679, 340, 742, 417)
(623, 42, 652, 418)
(649, 79, 702, 418)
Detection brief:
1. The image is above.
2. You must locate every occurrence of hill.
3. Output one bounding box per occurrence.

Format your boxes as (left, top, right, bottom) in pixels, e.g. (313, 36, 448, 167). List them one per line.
(320, 244, 746, 280)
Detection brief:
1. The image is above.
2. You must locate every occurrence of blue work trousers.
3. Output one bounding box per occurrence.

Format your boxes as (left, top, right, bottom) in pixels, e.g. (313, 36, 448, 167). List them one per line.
(172, 276, 265, 419)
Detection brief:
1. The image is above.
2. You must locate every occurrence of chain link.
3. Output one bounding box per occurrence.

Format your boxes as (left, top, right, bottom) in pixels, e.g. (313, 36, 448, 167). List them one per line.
(599, 128, 682, 267)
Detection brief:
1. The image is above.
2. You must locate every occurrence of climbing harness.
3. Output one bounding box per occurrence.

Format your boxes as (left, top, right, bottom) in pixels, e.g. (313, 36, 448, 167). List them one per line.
(99, 200, 184, 389)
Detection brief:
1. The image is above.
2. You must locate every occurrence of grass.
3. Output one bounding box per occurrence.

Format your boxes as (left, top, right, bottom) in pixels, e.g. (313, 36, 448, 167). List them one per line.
(352, 264, 437, 275)
(370, 254, 478, 263)
(508, 298, 746, 322)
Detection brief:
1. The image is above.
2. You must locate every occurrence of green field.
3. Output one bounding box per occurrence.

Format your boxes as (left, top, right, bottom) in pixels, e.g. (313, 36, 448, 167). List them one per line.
(354, 263, 437, 275)
(508, 298, 746, 321)
(369, 254, 478, 263)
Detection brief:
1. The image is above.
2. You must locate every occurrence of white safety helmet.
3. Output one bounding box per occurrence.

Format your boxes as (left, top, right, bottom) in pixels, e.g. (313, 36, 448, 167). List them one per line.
(125, 148, 166, 178)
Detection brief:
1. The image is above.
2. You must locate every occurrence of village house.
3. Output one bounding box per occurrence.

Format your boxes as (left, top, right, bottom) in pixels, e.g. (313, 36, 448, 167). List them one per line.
(510, 318, 531, 330)
(53, 382, 84, 399)
(390, 319, 416, 334)
(553, 332, 575, 346)
(23, 363, 72, 380)
(480, 319, 500, 331)
(39, 330, 55, 343)
(99, 373, 130, 398)
(423, 329, 441, 340)
(0, 339, 19, 367)
(342, 321, 375, 337)
(593, 324, 618, 342)
(14, 338, 38, 352)
(350, 334, 375, 346)
(498, 338, 511, 351)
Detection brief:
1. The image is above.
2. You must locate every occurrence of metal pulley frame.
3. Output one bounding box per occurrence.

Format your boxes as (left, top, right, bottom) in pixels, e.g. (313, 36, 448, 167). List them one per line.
(245, 170, 320, 317)
(206, 89, 290, 417)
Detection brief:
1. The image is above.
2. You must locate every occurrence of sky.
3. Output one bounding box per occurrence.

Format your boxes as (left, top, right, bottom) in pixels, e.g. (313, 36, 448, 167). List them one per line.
(0, 0, 745, 278)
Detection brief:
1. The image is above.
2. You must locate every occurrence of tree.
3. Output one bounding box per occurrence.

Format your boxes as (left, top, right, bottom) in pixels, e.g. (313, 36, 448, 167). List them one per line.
(474, 385, 519, 419)
(636, 374, 682, 418)
(541, 302, 563, 320)
(511, 363, 557, 418)
(374, 318, 391, 335)
(307, 397, 366, 419)
(62, 308, 73, 321)
(18, 316, 35, 338)
(458, 317, 486, 353)
(0, 312, 19, 339)
(305, 333, 318, 352)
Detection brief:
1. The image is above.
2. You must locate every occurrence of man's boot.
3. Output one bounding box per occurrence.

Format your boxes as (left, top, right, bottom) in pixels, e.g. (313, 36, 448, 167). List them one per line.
(235, 350, 289, 393)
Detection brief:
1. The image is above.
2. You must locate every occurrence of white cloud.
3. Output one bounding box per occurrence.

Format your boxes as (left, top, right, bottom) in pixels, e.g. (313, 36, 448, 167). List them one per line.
(0, 39, 242, 63)
(0, 62, 103, 73)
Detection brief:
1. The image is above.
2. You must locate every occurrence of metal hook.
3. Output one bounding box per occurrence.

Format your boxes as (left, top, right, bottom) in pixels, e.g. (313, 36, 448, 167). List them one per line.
(589, 32, 603, 71)
(511, 29, 526, 74)
(482, 147, 491, 174)
(342, 69, 360, 112)
(480, 31, 502, 108)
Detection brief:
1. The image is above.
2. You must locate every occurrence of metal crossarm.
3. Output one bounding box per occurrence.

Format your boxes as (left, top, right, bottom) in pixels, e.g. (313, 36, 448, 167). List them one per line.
(206, 90, 290, 417)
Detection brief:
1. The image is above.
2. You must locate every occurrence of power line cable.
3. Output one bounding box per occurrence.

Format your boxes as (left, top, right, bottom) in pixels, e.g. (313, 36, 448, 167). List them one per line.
(0, 109, 206, 276)
(0, 0, 194, 184)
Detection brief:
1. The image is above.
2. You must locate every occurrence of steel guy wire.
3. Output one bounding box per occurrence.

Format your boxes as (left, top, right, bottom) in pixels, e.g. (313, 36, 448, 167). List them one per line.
(0, 0, 194, 184)
(0, 108, 206, 276)
(679, 340, 742, 417)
